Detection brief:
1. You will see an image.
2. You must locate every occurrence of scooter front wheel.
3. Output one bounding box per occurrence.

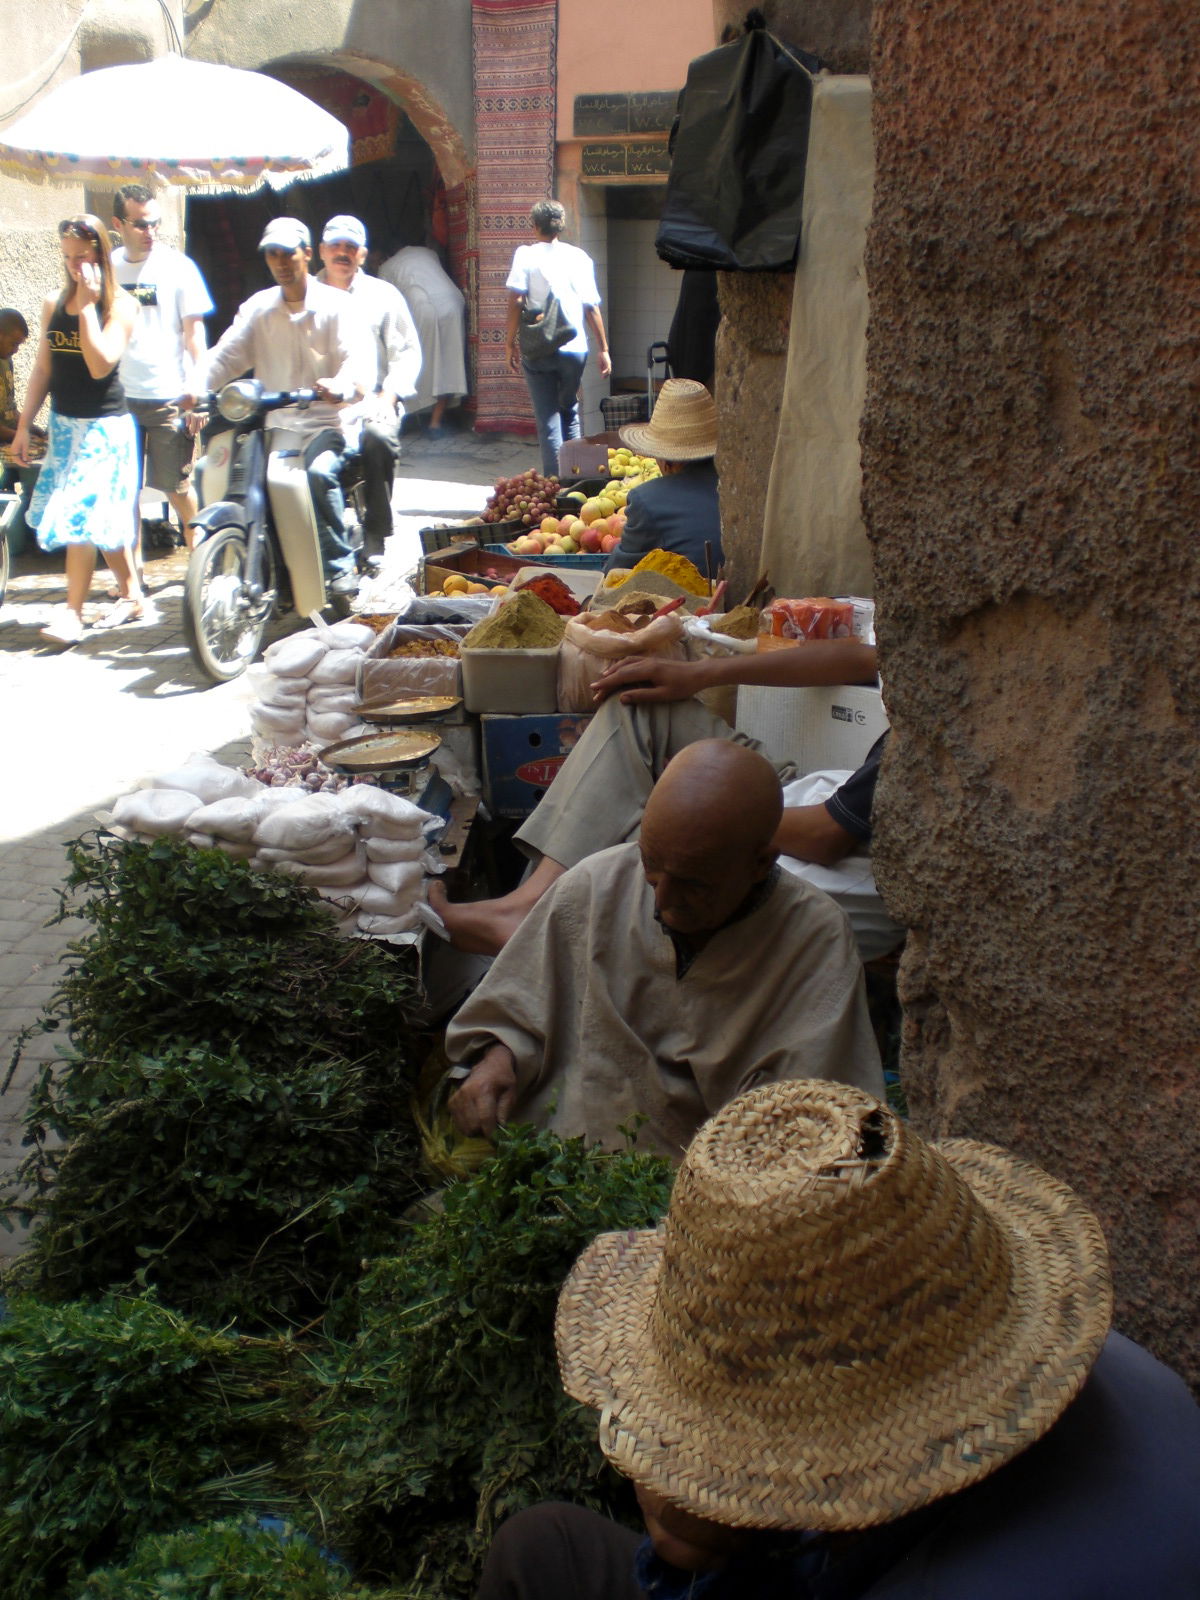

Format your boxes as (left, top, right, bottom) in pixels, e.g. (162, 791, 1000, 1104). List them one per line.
(183, 527, 273, 681)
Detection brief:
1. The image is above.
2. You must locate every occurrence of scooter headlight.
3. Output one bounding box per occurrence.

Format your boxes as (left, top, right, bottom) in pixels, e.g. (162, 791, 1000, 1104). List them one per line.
(217, 379, 263, 423)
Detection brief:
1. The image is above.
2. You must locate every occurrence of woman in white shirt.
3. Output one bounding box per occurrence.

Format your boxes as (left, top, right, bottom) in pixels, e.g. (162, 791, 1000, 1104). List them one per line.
(505, 201, 612, 476)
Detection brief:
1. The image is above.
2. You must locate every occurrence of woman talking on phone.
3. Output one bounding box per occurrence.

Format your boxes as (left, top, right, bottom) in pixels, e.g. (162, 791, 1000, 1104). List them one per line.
(11, 214, 144, 644)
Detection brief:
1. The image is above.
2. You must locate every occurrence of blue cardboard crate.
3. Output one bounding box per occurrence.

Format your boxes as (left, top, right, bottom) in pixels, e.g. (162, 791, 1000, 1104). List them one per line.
(481, 713, 594, 818)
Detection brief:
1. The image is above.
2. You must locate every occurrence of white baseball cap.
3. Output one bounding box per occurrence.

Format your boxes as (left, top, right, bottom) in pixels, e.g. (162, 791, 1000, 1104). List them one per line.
(322, 215, 367, 248)
(258, 217, 311, 251)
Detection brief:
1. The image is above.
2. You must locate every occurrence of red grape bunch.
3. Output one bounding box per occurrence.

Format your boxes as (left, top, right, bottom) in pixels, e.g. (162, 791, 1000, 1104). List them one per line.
(481, 468, 561, 525)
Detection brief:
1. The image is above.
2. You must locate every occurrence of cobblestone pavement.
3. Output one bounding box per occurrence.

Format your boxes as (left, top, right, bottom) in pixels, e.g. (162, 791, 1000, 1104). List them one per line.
(0, 427, 535, 1251)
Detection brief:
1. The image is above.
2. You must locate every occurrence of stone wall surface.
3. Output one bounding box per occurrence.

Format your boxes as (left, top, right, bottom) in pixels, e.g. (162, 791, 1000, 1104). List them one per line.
(863, 1, 1200, 1382)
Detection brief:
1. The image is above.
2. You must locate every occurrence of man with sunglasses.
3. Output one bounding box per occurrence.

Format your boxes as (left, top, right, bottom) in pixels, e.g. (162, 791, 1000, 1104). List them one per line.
(111, 184, 213, 556)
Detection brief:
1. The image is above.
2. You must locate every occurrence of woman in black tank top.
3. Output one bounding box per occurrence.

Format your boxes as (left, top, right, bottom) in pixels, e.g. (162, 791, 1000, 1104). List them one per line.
(11, 215, 144, 644)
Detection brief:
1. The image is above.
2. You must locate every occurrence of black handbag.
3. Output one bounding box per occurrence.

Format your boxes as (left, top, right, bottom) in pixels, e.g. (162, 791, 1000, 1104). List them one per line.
(517, 293, 577, 362)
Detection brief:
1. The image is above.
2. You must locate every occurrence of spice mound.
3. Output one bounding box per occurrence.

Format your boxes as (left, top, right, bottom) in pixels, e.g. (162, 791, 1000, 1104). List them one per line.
(605, 548, 709, 595)
(515, 572, 581, 616)
(386, 638, 461, 659)
(709, 604, 760, 640)
(462, 590, 566, 650)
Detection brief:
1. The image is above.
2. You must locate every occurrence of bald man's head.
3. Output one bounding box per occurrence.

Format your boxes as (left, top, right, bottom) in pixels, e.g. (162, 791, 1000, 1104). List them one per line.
(639, 741, 782, 936)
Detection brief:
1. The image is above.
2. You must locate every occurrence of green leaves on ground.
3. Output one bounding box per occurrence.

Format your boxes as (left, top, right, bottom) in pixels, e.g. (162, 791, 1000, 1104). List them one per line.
(0, 1296, 298, 1600)
(308, 1124, 674, 1596)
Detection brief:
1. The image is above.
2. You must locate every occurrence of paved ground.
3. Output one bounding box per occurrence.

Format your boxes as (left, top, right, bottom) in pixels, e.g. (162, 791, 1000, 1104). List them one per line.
(0, 426, 534, 1250)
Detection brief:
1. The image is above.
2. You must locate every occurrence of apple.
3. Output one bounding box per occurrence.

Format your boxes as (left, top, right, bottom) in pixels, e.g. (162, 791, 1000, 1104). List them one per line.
(600, 533, 619, 553)
(560, 536, 579, 554)
(580, 525, 602, 553)
(540, 515, 559, 533)
(579, 498, 605, 525)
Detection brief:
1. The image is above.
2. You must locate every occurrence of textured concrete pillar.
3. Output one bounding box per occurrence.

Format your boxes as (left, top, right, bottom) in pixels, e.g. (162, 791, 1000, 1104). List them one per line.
(863, 1, 1200, 1384)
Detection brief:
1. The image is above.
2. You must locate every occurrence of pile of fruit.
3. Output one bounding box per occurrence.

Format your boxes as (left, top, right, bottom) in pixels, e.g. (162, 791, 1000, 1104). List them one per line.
(605, 444, 661, 485)
(480, 469, 561, 525)
(506, 490, 627, 557)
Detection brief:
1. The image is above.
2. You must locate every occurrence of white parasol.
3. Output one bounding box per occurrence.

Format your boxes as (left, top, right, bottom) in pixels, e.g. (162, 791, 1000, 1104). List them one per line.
(0, 55, 350, 192)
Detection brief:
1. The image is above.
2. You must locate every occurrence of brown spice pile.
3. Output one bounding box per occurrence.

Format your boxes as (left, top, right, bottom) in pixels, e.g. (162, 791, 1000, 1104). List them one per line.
(462, 590, 566, 650)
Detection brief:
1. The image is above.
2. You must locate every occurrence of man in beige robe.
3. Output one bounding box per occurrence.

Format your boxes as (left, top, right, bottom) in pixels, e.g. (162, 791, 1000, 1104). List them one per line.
(446, 741, 883, 1160)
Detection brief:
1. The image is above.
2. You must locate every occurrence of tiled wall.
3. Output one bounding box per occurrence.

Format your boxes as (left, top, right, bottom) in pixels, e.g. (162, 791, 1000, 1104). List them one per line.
(605, 218, 679, 398)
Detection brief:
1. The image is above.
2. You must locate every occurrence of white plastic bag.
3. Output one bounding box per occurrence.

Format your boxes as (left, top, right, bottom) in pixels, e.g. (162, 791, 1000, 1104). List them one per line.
(306, 709, 360, 742)
(319, 620, 375, 651)
(306, 684, 359, 715)
(272, 846, 367, 887)
(363, 835, 426, 864)
(358, 880, 424, 918)
(557, 612, 687, 713)
(250, 704, 307, 737)
(357, 909, 421, 935)
(146, 763, 261, 805)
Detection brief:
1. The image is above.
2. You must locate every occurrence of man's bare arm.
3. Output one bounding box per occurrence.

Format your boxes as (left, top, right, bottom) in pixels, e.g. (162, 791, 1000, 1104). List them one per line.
(448, 1042, 518, 1137)
(593, 640, 878, 705)
(773, 802, 860, 866)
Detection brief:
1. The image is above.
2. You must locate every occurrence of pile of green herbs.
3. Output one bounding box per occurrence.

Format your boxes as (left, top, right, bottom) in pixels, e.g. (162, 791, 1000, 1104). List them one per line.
(0, 832, 676, 1600)
(3, 834, 423, 1327)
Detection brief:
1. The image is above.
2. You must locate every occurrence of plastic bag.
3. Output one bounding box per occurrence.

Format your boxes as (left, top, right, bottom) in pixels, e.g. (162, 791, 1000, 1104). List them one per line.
(310, 648, 364, 686)
(263, 633, 328, 677)
(364, 835, 426, 864)
(557, 612, 686, 713)
(656, 24, 816, 271)
(255, 796, 355, 853)
(146, 762, 261, 805)
(111, 789, 202, 836)
(366, 858, 425, 897)
(335, 785, 432, 840)
(186, 796, 264, 843)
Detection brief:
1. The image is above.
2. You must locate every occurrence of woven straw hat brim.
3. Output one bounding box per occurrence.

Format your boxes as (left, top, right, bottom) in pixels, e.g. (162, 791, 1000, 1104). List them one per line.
(556, 1137, 1112, 1533)
(618, 420, 717, 461)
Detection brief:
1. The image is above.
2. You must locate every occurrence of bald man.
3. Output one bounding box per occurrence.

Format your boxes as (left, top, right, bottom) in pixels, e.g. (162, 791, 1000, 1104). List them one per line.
(446, 742, 883, 1160)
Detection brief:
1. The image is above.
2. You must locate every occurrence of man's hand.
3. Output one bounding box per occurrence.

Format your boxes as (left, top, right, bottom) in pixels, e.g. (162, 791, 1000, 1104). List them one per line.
(506, 340, 521, 374)
(448, 1043, 518, 1137)
(592, 654, 708, 706)
(314, 380, 352, 406)
(9, 423, 30, 466)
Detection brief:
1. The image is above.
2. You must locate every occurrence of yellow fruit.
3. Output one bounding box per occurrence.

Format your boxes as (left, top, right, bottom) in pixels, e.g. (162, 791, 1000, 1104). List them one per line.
(443, 574, 469, 594)
(579, 498, 605, 525)
(597, 496, 617, 517)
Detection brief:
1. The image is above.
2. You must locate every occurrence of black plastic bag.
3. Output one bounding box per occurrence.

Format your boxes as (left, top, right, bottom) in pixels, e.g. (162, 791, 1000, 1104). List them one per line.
(656, 24, 815, 272)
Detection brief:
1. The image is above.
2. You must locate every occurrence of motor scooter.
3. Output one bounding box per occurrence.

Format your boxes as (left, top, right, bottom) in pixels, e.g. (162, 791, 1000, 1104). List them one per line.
(183, 379, 362, 681)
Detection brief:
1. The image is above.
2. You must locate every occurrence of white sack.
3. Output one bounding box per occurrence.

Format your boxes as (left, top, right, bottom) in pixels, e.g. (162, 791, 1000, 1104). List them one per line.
(366, 859, 425, 897)
(363, 835, 426, 864)
(264, 633, 328, 677)
(214, 838, 258, 860)
(250, 704, 307, 736)
(272, 846, 367, 887)
(186, 831, 216, 849)
(254, 795, 355, 853)
(112, 789, 202, 836)
(335, 785, 431, 840)
(358, 880, 425, 918)
(186, 796, 263, 843)
(256, 678, 310, 710)
(320, 621, 375, 651)
(257, 834, 359, 867)
(306, 710, 360, 742)
(146, 763, 261, 805)
(306, 685, 360, 715)
(310, 648, 362, 686)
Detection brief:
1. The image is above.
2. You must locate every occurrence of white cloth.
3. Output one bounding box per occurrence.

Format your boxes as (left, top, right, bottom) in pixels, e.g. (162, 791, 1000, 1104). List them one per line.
(779, 770, 905, 961)
(112, 244, 213, 399)
(316, 267, 421, 403)
(199, 276, 373, 437)
(506, 239, 600, 358)
(445, 842, 884, 1161)
(378, 246, 467, 410)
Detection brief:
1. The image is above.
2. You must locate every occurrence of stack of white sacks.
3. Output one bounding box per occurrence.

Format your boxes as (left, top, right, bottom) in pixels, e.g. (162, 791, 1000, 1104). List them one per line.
(102, 754, 439, 937)
(247, 621, 377, 750)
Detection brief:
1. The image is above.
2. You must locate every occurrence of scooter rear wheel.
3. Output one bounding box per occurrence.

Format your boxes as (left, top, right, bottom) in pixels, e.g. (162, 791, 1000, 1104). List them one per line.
(183, 527, 273, 681)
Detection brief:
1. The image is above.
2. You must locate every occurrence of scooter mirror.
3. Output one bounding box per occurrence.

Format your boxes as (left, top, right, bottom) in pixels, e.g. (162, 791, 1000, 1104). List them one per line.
(218, 379, 264, 423)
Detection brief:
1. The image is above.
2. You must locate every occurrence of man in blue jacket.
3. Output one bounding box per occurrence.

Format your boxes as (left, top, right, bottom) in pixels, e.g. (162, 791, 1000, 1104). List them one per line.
(479, 1080, 1200, 1600)
(602, 378, 722, 578)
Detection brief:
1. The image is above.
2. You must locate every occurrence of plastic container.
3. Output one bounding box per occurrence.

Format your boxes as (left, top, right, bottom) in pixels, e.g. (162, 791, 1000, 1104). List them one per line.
(461, 644, 561, 714)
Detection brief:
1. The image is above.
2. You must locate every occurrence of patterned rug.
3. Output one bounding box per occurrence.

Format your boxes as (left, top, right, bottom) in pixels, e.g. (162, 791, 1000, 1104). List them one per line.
(471, 0, 557, 435)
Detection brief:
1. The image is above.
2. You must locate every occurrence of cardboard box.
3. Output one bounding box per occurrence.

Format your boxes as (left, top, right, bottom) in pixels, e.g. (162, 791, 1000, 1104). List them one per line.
(557, 438, 610, 477)
(735, 683, 888, 774)
(481, 713, 594, 818)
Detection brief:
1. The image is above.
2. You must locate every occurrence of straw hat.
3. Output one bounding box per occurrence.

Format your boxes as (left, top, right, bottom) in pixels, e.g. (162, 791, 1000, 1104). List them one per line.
(556, 1081, 1112, 1533)
(620, 378, 718, 461)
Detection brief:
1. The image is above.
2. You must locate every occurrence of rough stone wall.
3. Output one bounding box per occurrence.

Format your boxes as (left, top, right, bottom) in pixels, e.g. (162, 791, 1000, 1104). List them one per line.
(710, 2, 872, 598)
(863, 2, 1200, 1383)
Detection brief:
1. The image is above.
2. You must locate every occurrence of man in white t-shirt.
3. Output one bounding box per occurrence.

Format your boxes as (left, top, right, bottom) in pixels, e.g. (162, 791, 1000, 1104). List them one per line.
(505, 200, 611, 476)
(315, 214, 421, 564)
(111, 184, 214, 552)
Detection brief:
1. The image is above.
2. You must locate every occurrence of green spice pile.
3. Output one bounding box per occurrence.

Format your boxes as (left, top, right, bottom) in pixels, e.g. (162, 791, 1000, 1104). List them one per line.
(461, 589, 565, 650)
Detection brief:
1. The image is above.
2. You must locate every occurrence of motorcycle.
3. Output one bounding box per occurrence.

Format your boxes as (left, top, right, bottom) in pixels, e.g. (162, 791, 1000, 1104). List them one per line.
(183, 379, 363, 682)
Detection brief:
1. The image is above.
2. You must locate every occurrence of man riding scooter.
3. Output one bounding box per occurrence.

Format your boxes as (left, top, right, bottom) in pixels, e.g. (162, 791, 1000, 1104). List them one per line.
(185, 217, 372, 598)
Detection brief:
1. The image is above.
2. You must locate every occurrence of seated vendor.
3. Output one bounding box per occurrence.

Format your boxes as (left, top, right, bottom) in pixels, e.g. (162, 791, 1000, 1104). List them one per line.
(0, 308, 30, 445)
(446, 739, 883, 1161)
(602, 379, 721, 578)
(430, 638, 903, 960)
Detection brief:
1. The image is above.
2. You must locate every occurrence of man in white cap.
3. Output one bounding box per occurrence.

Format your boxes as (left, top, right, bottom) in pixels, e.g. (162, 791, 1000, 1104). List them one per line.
(479, 1080, 1200, 1599)
(316, 215, 422, 564)
(190, 217, 373, 594)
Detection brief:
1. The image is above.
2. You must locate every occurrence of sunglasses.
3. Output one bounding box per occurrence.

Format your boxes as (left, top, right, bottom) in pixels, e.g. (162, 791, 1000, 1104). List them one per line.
(129, 218, 161, 231)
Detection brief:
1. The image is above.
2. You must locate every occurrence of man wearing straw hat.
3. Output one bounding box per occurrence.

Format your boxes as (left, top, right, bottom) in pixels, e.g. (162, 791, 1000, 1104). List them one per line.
(478, 1080, 1200, 1599)
(601, 378, 722, 579)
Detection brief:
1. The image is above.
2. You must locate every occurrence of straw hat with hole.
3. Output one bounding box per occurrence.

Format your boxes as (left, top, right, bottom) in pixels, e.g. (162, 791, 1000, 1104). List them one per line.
(620, 378, 718, 461)
(556, 1080, 1112, 1533)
